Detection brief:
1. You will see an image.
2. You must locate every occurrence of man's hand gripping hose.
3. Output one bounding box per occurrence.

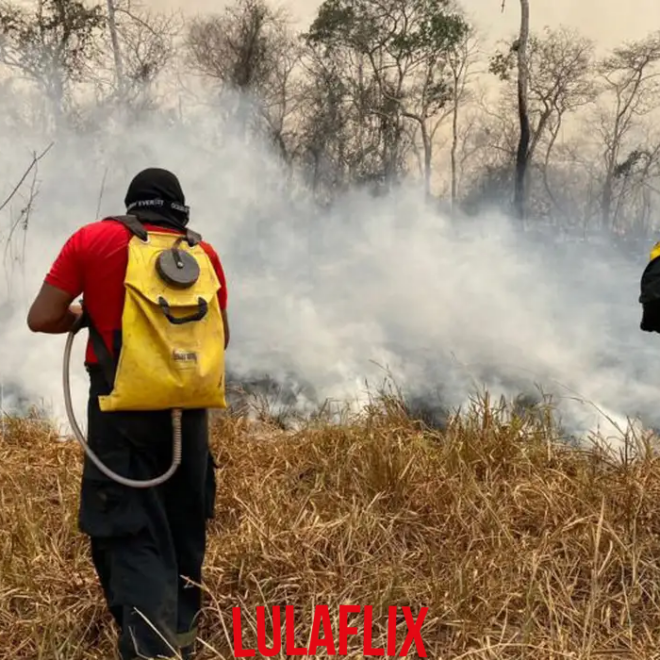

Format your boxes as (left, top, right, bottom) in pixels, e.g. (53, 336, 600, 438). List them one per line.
(62, 308, 182, 488)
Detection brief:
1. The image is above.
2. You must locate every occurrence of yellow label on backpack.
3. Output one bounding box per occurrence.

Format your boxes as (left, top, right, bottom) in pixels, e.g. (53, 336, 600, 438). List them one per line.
(98, 231, 226, 412)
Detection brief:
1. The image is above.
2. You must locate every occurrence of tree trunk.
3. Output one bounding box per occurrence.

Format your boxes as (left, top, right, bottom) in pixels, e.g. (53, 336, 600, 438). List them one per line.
(450, 87, 459, 214)
(600, 170, 614, 231)
(421, 122, 432, 200)
(106, 0, 125, 98)
(514, 0, 530, 221)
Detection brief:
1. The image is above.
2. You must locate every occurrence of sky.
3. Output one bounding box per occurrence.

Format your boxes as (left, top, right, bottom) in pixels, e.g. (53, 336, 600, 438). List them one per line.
(156, 0, 660, 52)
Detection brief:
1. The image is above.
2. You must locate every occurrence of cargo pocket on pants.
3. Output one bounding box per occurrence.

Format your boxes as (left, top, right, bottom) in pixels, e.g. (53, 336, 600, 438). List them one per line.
(78, 444, 147, 538)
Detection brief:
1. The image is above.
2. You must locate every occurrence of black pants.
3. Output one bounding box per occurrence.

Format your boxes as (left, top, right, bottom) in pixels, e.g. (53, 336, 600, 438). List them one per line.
(79, 367, 217, 660)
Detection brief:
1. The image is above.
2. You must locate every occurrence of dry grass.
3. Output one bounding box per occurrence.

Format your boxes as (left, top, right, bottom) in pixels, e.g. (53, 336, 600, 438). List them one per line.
(3, 394, 660, 659)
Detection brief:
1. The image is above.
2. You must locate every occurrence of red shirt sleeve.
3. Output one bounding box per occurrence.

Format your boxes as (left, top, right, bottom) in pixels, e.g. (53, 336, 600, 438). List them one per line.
(44, 227, 86, 297)
(202, 243, 228, 310)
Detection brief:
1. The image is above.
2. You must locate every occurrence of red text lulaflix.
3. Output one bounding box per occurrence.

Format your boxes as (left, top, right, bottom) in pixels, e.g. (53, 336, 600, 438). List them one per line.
(233, 605, 428, 657)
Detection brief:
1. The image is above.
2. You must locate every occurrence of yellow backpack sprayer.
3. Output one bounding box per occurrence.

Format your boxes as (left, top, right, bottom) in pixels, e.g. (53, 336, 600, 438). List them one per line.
(63, 215, 227, 488)
(640, 240, 660, 333)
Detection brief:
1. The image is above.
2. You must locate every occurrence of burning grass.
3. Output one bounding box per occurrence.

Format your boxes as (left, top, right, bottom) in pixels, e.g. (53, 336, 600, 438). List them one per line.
(2, 394, 660, 659)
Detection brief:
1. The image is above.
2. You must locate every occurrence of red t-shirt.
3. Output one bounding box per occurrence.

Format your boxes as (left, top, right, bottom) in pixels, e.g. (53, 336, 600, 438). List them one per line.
(44, 218, 228, 364)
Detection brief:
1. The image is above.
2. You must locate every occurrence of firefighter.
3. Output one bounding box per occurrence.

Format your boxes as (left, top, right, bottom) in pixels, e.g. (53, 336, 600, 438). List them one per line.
(27, 168, 230, 660)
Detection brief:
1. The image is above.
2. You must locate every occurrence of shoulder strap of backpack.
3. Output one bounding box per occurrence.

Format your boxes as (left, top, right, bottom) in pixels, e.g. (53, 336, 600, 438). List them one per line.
(105, 214, 202, 247)
(185, 228, 202, 246)
(89, 322, 117, 389)
(105, 215, 149, 241)
(72, 305, 117, 389)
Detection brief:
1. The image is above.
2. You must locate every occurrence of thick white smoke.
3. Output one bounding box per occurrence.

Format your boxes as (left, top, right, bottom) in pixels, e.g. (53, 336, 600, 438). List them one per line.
(0, 91, 657, 450)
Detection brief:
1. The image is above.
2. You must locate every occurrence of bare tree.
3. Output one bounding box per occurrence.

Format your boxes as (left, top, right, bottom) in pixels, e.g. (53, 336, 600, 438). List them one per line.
(105, 0, 125, 97)
(497, 0, 530, 219)
(513, 0, 530, 220)
(609, 139, 660, 235)
(0, 0, 105, 129)
(83, 0, 181, 111)
(185, 0, 301, 159)
(294, 56, 351, 199)
(447, 26, 480, 212)
(490, 25, 597, 214)
(406, 22, 481, 207)
(0, 143, 53, 305)
(594, 30, 660, 230)
(114, 0, 181, 104)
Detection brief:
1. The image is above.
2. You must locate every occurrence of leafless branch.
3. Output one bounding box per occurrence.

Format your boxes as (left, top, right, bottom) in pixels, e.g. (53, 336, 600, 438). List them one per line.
(0, 142, 53, 215)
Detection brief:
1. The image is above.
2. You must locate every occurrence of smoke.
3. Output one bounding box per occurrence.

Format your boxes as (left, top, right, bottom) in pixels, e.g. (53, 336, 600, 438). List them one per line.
(0, 90, 658, 450)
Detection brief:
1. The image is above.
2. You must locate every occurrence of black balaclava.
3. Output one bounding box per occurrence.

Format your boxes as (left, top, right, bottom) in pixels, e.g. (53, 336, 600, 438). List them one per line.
(124, 167, 190, 230)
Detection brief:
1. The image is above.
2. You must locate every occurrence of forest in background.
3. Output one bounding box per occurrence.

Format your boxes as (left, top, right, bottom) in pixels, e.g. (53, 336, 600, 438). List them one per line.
(1, 0, 660, 240)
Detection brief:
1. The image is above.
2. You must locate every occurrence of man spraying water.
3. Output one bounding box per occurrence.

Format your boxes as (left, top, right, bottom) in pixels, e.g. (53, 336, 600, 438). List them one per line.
(26, 168, 230, 660)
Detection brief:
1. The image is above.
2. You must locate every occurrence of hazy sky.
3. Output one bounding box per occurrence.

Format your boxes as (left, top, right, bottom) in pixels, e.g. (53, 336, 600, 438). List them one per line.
(158, 0, 660, 51)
